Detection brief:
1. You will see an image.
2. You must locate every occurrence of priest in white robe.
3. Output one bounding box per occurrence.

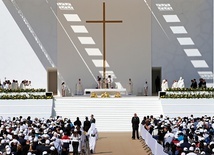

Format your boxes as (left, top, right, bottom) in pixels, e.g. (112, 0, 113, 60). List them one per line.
(127, 78, 133, 95)
(76, 78, 83, 95)
(107, 75, 113, 89)
(171, 80, 178, 89)
(161, 79, 168, 92)
(144, 81, 148, 96)
(11, 80, 16, 90)
(61, 82, 66, 97)
(177, 77, 185, 88)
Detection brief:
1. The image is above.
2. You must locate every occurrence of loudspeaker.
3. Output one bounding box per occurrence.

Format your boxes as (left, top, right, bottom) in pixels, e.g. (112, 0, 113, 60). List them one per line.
(159, 91, 166, 97)
(85, 91, 91, 94)
(46, 92, 53, 97)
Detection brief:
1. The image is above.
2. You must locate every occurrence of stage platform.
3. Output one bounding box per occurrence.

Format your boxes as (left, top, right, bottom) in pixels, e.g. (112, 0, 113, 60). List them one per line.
(0, 96, 213, 131)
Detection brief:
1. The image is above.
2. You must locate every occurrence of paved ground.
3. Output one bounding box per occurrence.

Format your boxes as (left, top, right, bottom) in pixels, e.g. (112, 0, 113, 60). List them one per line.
(94, 132, 152, 155)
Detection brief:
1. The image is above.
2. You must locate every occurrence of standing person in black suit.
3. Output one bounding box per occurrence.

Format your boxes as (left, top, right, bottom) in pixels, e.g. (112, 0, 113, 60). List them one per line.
(131, 113, 140, 139)
(83, 116, 91, 132)
(90, 114, 96, 124)
(74, 117, 82, 128)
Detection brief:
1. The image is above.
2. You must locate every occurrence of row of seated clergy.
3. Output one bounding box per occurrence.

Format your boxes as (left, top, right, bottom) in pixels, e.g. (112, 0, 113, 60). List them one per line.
(0, 79, 32, 90)
(161, 77, 185, 92)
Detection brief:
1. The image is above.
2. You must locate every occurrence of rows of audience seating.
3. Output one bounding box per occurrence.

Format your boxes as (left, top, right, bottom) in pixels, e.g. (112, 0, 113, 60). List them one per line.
(142, 114, 214, 155)
(0, 115, 91, 155)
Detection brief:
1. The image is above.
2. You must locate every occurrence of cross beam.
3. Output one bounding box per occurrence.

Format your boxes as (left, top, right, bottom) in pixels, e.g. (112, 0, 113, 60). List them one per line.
(86, 2, 122, 84)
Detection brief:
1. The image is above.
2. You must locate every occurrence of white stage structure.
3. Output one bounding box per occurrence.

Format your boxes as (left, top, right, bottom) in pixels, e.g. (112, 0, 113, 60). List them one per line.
(0, 97, 214, 132)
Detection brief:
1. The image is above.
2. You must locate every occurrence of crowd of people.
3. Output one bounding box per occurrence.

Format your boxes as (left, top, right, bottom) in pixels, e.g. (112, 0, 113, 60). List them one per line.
(0, 114, 98, 155)
(0, 79, 32, 90)
(142, 114, 214, 155)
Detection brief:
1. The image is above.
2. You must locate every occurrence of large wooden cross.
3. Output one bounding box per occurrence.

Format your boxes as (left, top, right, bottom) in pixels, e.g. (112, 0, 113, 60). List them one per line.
(86, 2, 122, 84)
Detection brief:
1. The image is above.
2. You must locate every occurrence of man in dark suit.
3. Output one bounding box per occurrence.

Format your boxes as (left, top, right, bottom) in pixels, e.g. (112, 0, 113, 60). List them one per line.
(131, 113, 140, 139)
(83, 117, 91, 132)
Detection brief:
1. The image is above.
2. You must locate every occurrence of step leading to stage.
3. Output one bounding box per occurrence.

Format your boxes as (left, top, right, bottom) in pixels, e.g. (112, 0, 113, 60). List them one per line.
(54, 96, 163, 132)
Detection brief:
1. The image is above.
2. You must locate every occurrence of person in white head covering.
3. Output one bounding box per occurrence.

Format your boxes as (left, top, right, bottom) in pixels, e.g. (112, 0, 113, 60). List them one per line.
(87, 123, 98, 154)
(61, 82, 66, 97)
(177, 77, 185, 88)
(161, 79, 168, 92)
(76, 79, 83, 95)
(127, 78, 133, 95)
(171, 80, 178, 89)
(144, 81, 148, 96)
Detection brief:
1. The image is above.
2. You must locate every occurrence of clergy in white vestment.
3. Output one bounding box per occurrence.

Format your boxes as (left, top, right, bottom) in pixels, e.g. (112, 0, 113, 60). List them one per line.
(14, 80, 18, 90)
(11, 80, 16, 90)
(27, 81, 32, 89)
(76, 79, 83, 95)
(97, 76, 102, 89)
(61, 82, 66, 97)
(144, 81, 148, 96)
(2, 82, 7, 89)
(20, 81, 25, 89)
(177, 77, 185, 88)
(171, 80, 178, 89)
(107, 75, 113, 89)
(127, 78, 133, 95)
(161, 79, 168, 92)
(87, 123, 98, 154)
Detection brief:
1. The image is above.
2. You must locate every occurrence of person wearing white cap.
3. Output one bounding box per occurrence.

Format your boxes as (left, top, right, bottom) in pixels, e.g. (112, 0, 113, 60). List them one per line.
(87, 123, 98, 154)
(189, 146, 195, 152)
(200, 151, 205, 154)
(42, 151, 48, 155)
(49, 146, 58, 155)
(5, 147, 12, 155)
(27, 152, 32, 155)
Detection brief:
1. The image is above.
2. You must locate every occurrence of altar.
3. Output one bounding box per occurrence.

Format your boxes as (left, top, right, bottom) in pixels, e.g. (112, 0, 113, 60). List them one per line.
(84, 88, 127, 95)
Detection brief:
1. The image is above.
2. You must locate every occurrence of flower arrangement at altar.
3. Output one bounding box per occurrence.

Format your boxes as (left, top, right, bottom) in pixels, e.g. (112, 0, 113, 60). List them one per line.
(90, 92, 98, 98)
(101, 92, 110, 98)
(114, 92, 121, 98)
